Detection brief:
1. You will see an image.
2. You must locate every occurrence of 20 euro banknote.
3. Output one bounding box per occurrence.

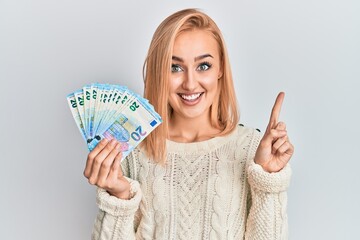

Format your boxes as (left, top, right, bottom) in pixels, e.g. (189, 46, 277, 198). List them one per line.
(67, 83, 162, 161)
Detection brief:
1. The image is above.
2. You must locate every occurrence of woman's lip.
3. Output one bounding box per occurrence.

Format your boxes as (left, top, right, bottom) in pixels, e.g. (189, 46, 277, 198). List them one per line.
(178, 92, 203, 105)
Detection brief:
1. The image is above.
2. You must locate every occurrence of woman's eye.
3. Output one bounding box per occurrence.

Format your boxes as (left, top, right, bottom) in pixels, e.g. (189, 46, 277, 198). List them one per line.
(171, 64, 183, 73)
(197, 62, 212, 71)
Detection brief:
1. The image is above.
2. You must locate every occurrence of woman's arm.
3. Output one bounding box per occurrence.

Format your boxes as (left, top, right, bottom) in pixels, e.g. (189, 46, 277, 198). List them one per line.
(245, 159, 291, 240)
(85, 141, 143, 239)
(244, 124, 292, 240)
(92, 179, 142, 240)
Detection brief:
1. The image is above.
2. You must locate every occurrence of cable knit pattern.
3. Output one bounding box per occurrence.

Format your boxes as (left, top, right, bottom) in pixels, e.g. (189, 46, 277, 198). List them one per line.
(247, 163, 291, 193)
(92, 125, 291, 240)
(92, 179, 142, 240)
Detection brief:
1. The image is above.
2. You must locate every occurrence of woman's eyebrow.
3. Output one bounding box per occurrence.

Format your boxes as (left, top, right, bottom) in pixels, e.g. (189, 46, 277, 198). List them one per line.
(172, 54, 214, 62)
(195, 54, 213, 61)
(172, 56, 183, 62)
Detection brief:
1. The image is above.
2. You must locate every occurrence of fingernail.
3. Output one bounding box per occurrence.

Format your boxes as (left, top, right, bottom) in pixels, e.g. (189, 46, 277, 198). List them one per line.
(111, 139, 117, 146)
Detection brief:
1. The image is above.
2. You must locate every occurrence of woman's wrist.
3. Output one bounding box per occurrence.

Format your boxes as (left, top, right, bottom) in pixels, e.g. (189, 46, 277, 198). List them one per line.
(108, 186, 133, 200)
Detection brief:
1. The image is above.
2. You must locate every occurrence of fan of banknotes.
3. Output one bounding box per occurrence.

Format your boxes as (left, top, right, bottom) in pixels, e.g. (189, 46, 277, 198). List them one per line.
(66, 83, 162, 161)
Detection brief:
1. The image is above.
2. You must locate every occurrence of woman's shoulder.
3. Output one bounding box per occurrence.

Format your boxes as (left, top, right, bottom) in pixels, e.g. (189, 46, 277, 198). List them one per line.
(235, 123, 262, 139)
(232, 124, 263, 151)
(237, 123, 261, 133)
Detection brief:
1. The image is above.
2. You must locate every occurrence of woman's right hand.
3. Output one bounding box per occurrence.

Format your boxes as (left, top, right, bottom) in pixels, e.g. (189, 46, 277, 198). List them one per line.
(83, 138, 131, 199)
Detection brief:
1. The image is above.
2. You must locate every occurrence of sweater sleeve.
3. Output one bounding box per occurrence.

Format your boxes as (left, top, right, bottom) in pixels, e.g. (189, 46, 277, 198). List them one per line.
(245, 129, 292, 240)
(91, 150, 143, 240)
(91, 177, 142, 240)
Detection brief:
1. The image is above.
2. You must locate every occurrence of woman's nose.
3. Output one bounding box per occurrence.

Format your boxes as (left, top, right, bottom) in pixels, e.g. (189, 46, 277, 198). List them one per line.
(182, 70, 197, 91)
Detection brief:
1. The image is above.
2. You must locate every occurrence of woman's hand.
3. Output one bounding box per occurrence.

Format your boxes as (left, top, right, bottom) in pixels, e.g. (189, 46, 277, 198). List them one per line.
(254, 92, 294, 173)
(83, 138, 131, 199)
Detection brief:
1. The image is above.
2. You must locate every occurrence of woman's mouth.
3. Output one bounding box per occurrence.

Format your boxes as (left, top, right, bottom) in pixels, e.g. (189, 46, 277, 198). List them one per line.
(178, 92, 203, 104)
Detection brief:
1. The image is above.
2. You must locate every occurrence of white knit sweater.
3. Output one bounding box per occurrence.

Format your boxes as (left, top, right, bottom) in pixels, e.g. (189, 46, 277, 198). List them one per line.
(92, 125, 291, 240)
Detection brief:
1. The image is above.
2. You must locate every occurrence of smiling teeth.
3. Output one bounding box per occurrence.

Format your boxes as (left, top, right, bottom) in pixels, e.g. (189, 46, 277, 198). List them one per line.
(180, 93, 201, 101)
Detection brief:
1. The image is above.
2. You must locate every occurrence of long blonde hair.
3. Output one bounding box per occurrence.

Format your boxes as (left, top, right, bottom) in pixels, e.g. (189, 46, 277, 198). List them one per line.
(142, 8, 239, 164)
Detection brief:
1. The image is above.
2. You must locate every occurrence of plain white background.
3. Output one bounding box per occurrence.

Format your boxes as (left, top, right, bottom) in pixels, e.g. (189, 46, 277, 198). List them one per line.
(1, 0, 359, 239)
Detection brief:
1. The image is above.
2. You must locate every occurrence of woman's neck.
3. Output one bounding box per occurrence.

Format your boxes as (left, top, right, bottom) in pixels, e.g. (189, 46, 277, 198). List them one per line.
(168, 114, 221, 143)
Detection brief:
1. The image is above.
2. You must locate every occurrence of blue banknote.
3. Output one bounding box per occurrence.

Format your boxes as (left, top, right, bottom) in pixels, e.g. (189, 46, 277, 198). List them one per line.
(67, 83, 162, 161)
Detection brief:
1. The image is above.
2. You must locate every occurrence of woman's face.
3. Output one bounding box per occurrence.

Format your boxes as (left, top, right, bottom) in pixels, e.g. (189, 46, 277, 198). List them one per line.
(169, 29, 222, 122)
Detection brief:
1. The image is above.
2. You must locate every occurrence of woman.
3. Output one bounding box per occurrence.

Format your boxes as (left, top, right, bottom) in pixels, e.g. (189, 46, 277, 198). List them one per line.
(84, 8, 294, 239)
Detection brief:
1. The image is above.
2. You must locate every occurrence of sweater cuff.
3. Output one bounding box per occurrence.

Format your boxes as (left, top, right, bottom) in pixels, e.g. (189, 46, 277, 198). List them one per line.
(247, 160, 291, 193)
(96, 178, 142, 217)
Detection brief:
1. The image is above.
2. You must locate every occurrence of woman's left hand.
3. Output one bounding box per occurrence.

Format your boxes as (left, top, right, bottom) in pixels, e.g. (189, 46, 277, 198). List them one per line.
(254, 92, 294, 173)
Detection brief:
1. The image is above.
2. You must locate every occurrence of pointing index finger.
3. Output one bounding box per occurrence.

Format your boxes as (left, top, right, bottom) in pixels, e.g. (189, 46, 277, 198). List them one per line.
(268, 92, 285, 128)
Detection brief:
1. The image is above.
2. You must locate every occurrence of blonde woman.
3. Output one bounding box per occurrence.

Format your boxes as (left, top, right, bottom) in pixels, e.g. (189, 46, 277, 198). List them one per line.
(84, 8, 294, 240)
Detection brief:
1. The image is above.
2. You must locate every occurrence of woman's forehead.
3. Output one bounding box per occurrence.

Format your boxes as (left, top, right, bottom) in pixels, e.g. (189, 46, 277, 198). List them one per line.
(173, 30, 220, 59)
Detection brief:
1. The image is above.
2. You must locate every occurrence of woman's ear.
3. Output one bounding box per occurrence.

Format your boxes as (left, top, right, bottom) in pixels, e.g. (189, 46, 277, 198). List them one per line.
(218, 69, 223, 79)
(218, 61, 223, 79)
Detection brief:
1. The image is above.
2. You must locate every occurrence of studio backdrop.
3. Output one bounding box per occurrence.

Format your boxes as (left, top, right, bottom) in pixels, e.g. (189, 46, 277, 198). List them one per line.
(1, 0, 359, 239)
